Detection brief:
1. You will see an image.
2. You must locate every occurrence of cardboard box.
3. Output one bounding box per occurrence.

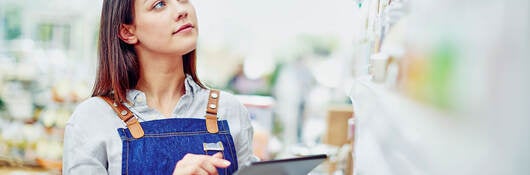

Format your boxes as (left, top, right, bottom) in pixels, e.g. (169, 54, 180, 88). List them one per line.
(324, 105, 354, 146)
(323, 105, 354, 175)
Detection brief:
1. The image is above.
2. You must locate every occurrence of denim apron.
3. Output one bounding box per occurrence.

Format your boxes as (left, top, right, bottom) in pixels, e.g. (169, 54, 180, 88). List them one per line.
(101, 90, 238, 175)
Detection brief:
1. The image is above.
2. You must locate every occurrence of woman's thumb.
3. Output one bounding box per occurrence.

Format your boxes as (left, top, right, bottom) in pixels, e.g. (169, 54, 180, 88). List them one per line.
(210, 153, 231, 168)
(212, 152, 223, 158)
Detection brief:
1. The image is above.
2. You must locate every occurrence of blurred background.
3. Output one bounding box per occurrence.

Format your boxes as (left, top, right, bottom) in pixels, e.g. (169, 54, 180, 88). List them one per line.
(0, 0, 529, 174)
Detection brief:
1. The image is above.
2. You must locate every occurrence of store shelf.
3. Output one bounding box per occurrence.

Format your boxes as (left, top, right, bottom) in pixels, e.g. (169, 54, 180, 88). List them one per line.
(0, 167, 59, 175)
(350, 77, 496, 175)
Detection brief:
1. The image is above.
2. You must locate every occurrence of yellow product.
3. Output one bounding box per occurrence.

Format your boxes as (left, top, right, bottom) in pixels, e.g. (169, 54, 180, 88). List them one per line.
(400, 50, 429, 103)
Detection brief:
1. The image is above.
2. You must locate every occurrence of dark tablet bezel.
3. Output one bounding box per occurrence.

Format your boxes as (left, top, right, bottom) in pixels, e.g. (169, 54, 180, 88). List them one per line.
(249, 154, 328, 166)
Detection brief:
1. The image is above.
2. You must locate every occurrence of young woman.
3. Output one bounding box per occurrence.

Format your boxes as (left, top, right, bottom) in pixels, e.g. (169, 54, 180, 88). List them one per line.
(62, 0, 255, 174)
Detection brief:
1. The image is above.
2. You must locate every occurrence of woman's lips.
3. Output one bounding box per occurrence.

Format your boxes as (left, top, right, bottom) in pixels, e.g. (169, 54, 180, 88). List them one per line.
(173, 23, 194, 34)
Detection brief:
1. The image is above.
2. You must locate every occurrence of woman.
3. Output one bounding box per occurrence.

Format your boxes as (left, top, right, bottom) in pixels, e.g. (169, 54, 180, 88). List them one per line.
(62, 0, 255, 174)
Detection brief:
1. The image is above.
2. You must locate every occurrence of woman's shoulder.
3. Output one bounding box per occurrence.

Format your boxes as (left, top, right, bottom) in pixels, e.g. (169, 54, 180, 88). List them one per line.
(67, 97, 122, 127)
(218, 90, 241, 105)
(71, 97, 109, 116)
(195, 88, 242, 106)
(217, 90, 249, 118)
(64, 97, 124, 151)
(215, 90, 253, 131)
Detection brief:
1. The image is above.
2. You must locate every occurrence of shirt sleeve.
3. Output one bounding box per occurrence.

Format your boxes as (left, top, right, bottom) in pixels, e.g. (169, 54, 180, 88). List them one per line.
(62, 102, 109, 174)
(232, 99, 260, 166)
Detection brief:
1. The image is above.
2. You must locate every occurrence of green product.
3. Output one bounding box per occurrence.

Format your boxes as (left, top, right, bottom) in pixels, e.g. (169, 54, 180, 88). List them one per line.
(428, 40, 457, 110)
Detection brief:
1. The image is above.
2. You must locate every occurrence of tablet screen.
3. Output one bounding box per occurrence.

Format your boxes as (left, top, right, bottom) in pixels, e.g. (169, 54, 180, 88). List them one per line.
(234, 154, 328, 175)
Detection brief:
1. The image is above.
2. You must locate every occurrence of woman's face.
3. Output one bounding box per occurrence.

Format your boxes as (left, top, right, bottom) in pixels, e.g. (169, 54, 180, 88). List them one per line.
(127, 0, 198, 55)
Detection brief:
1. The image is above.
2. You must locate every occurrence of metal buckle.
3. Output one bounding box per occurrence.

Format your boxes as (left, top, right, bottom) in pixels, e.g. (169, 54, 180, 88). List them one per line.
(203, 141, 224, 151)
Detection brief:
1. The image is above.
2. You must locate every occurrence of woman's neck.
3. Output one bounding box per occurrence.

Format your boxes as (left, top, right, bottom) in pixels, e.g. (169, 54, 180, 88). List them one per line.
(135, 52, 186, 117)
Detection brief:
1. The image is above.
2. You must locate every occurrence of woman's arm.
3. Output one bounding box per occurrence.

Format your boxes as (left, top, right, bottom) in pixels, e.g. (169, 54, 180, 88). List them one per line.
(62, 122, 108, 174)
(62, 99, 111, 174)
(225, 92, 258, 165)
(236, 124, 257, 164)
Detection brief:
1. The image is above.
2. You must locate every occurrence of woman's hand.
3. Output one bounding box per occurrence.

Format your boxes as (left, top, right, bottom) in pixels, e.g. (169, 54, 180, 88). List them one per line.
(172, 152, 231, 175)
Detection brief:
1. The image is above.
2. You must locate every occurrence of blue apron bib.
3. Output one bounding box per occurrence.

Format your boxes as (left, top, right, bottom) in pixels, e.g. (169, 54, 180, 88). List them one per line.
(102, 90, 238, 175)
(117, 118, 238, 175)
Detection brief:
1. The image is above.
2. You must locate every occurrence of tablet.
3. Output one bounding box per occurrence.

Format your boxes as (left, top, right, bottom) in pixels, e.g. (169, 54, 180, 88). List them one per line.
(234, 154, 328, 175)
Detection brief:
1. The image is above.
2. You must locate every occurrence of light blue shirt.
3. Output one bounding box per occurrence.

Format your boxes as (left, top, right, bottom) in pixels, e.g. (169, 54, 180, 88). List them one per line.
(63, 75, 255, 174)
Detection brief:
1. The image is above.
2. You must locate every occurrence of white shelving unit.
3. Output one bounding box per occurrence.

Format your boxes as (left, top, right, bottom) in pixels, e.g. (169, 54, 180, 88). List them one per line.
(349, 0, 530, 175)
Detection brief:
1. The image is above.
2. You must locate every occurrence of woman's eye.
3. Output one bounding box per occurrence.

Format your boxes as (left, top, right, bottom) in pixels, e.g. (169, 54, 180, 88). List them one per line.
(153, 1, 166, 9)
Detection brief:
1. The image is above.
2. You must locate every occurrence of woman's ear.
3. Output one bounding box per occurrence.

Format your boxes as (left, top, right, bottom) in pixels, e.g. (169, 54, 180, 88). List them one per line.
(119, 24, 138, 44)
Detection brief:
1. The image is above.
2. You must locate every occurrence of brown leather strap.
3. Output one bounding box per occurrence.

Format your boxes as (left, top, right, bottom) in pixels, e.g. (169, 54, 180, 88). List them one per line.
(205, 89, 220, 133)
(100, 96, 144, 139)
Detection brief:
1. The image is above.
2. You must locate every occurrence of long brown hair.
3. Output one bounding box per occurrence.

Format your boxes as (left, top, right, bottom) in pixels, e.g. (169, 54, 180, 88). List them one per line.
(92, 0, 205, 103)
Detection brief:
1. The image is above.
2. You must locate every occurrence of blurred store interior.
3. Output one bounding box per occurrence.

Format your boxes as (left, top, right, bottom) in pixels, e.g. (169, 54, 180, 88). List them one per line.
(0, 0, 529, 174)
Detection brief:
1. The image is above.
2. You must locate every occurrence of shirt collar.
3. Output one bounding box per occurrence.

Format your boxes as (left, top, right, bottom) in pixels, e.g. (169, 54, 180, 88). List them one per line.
(126, 74, 203, 104)
(184, 74, 202, 95)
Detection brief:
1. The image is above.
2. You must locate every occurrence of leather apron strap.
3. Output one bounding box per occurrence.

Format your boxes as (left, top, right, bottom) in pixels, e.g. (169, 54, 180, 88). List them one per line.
(205, 89, 220, 133)
(100, 96, 145, 139)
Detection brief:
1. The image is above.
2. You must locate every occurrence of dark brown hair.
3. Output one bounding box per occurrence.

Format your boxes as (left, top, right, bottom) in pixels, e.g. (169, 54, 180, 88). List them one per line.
(92, 0, 205, 103)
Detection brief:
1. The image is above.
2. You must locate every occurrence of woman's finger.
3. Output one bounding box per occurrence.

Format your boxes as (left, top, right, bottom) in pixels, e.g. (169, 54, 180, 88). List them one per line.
(187, 164, 210, 175)
(173, 153, 229, 175)
(208, 155, 231, 168)
(200, 161, 219, 175)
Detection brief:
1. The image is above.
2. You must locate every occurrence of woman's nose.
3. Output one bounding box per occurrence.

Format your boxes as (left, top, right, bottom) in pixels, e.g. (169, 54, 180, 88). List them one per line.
(174, 4, 188, 21)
